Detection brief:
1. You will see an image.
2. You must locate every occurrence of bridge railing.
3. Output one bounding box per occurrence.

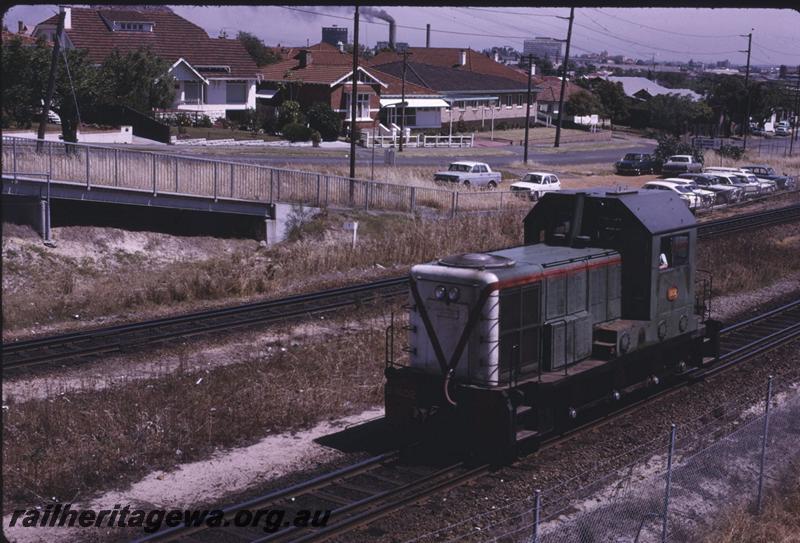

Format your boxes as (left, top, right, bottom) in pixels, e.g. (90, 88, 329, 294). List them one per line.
(2, 136, 528, 216)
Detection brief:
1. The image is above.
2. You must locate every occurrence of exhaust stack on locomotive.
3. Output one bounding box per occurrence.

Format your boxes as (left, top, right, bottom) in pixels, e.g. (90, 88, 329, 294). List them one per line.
(385, 189, 717, 459)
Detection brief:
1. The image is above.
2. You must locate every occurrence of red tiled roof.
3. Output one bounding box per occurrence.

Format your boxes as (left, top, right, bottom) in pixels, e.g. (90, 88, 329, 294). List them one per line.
(533, 76, 584, 102)
(368, 68, 438, 96)
(367, 47, 530, 85)
(35, 7, 258, 79)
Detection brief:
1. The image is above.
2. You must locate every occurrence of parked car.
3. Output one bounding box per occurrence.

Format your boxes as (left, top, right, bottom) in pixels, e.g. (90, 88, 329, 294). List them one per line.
(510, 172, 561, 201)
(704, 167, 766, 196)
(663, 178, 715, 207)
(434, 161, 502, 188)
(678, 173, 743, 203)
(775, 126, 790, 137)
(662, 155, 703, 175)
(614, 153, 658, 175)
(740, 165, 796, 190)
(642, 180, 702, 210)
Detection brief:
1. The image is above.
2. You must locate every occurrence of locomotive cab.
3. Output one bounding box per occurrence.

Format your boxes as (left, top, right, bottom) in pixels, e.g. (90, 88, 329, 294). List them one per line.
(385, 189, 712, 460)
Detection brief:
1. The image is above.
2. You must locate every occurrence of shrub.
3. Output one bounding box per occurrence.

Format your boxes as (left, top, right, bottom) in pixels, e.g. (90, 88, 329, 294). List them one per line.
(653, 133, 704, 165)
(282, 122, 312, 142)
(193, 115, 212, 128)
(306, 102, 341, 141)
(719, 144, 744, 160)
(278, 100, 304, 128)
(310, 129, 322, 147)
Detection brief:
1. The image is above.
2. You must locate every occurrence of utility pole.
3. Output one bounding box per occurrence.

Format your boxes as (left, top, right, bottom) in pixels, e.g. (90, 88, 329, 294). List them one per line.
(37, 11, 65, 152)
(790, 65, 800, 157)
(523, 54, 534, 164)
(399, 50, 410, 152)
(349, 5, 359, 191)
(554, 7, 574, 148)
(741, 30, 752, 152)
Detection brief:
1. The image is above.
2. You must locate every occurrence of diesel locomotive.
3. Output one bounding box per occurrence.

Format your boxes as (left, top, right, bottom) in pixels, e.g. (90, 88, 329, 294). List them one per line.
(384, 189, 719, 458)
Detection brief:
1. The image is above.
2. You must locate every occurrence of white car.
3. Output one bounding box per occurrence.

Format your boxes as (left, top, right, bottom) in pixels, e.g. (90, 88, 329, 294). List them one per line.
(642, 180, 702, 209)
(663, 178, 715, 207)
(704, 167, 766, 195)
(510, 172, 561, 201)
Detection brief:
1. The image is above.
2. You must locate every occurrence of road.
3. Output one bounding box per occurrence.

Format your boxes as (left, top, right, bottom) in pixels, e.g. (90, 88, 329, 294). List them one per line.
(148, 140, 657, 170)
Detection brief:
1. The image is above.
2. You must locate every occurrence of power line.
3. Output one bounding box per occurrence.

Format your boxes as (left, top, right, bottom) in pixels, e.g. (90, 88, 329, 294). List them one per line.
(591, 8, 741, 39)
(753, 40, 795, 57)
(463, 7, 566, 19)
(575, 17, 741, 56)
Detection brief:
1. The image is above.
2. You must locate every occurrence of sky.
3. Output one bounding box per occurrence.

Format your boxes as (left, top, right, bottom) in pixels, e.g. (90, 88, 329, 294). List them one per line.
(3, 5, 799, 67)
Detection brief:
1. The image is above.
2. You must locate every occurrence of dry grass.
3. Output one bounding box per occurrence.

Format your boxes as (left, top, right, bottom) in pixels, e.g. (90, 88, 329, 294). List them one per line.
(697, 222, 800, 295)
(2, 321, 388, 508)
(701, 468, 800, 543)
(2, 210, 525, 334)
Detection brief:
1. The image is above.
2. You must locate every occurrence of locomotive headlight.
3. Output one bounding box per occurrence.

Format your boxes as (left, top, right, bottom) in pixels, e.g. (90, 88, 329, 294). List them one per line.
(447, 287, 460, 302)
(434, 286, 447, 300)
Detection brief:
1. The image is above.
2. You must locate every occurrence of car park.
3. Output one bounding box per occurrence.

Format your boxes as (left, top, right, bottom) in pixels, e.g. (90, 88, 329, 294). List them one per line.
(642, 180, 702, 209)
(663, 178, 715, 207)
(679, 173, 744, 203)
(614, 153, 658, 175)
(740, 165, 796, 190)
(510, 172, 561, 201)
(704, 167, 765, 196)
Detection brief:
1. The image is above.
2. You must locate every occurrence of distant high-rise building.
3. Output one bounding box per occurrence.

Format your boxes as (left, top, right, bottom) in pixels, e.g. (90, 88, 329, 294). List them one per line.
(522, 37, 563, 64)
(322, 25, 348, 47)
(375, 41, 409, 52)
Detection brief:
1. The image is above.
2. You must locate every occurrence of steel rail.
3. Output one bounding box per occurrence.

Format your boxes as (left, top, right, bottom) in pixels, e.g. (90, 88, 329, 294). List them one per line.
(3, 204, 799, 373)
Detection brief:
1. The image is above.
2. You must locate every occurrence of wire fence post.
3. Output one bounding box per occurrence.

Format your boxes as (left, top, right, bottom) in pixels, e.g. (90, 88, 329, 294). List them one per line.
(152, 154, 157, 196)
(531, 489, 541, 543)
(364, 181, 370, 210)
(410, 186, 416, 213)
(230, 162, 235, 198)
(276, 169, 281, 201)
(114, 148, 119, 186)
(174, 157, 179, 193)
(316, 173, 321, 207)
(48, 140, 53, 179)
(756, 375, 774, 515)
(661, 424, 676, 543)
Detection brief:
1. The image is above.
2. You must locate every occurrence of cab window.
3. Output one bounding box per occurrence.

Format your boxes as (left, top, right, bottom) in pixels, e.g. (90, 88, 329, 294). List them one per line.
(659, 234, 690, 269)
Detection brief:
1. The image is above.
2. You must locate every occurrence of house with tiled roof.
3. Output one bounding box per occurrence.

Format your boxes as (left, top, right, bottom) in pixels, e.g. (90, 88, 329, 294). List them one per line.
(258, 47, 446, 132)
(370, 57, 541, 131)
(532, 75, 587, 121)
(32, 6, 260, 120)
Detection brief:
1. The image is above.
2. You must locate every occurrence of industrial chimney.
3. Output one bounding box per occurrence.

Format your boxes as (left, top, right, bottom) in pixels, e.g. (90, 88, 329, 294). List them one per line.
(389, 20, 396, 50)
(426, 24, 430, 48)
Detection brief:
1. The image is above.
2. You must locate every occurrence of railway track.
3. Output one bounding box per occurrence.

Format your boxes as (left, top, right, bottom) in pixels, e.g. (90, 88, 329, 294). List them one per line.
(3, 204, 799, 373)
(134, 300, 800, 543)
(1, 277, 408, 373)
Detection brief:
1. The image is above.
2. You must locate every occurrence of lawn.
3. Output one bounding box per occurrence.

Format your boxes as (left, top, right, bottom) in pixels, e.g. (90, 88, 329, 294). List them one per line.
(171, 125, 283, 142)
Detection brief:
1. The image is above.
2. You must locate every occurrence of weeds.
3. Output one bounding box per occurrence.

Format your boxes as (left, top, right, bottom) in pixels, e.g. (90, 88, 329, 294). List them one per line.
(2, 325, 387, 508)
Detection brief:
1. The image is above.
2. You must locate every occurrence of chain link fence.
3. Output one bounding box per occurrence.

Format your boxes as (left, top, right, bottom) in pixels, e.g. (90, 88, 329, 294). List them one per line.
(406, 377, 799, 543)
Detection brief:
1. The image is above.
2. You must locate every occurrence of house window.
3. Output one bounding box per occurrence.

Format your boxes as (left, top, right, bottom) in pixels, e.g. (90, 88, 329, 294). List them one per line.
(344, 92, 370, 118)
(226, 81, 247, 104)
(184, 81, 201, 104)
(114, 21, 153, 32)
(505, 95, 513, 107)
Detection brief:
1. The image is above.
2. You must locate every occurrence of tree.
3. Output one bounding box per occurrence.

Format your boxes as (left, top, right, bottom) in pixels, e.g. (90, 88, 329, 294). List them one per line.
(305, 102, 341, 141)
(96, 48, 174, 114)
(653, 133, 703, 165)
(586, 79, 629, 124)
(1, 36, 100, 142)
(278, 100, 304, 129)
(565, 90, 604, 117)
(644, 94, 712, 136)
(237, 31, 281, 67)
